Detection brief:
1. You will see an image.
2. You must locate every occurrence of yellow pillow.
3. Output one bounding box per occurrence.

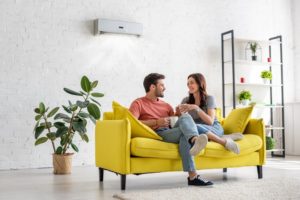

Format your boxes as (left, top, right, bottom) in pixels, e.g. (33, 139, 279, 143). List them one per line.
(215, 108, 224, 124)
(112, 101, 162, 140)
(222, 106, 254, 135)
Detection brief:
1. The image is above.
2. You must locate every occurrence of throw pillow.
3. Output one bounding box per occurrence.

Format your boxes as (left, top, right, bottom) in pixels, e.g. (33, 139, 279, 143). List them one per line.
(112, 101, 162, 140)
(222, 106, 254, 135)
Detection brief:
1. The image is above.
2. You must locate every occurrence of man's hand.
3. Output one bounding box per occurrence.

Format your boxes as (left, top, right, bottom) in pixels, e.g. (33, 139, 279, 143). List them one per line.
(157, 117, 170, 127)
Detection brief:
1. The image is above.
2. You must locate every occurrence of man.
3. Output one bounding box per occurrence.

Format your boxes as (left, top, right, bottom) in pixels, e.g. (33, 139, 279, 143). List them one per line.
(129, 73, 213, 186)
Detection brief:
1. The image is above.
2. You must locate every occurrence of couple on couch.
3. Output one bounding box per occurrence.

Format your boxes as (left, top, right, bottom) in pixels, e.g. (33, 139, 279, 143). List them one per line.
(129, 73, 242, 186)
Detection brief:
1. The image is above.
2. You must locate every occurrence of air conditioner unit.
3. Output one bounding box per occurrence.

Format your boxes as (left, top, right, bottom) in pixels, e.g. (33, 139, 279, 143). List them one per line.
(95, 18, 143, 36)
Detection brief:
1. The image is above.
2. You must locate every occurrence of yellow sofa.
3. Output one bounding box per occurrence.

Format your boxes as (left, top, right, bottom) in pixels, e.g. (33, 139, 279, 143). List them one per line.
(95, 111, 266, 190)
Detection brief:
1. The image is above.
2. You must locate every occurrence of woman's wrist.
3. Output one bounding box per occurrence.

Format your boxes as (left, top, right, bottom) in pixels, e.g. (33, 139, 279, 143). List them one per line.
(195, 106, 201, 112)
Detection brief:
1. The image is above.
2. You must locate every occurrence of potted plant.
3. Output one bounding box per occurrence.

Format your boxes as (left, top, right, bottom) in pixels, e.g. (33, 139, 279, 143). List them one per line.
(266, 136, 275, 150)
(260, 70, 272, 84)
(238, 90, 252, 106)
(33, 76, 103, 174)
(250, 42, 258, 61)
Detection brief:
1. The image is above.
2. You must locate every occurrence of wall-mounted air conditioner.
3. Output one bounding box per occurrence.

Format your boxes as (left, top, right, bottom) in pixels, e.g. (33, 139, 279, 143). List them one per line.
(94, 18, 143, 36)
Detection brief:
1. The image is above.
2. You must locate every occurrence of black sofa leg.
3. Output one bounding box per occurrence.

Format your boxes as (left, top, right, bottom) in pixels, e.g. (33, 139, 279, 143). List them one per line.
(99, 168, 104, 182)
(223, 168, 227, 173)
(257, 166, 263, 179)
(121, 174, 126, 190)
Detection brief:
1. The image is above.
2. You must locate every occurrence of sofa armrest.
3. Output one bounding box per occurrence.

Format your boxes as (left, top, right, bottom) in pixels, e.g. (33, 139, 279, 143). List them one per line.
(243, 118, 266, 165)
(95, 119, 131, 174)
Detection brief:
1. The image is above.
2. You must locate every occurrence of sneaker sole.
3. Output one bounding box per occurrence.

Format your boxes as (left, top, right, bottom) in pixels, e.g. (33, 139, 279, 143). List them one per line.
(189, 134, 208, 156)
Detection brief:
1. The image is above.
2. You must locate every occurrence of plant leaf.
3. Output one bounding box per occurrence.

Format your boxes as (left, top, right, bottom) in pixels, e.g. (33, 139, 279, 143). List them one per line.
(47, 107, 59, 118)
(62, 105, 72, 114)
(73, 121, 86, 134)
(54, 113, 71, 120)
(78, 112, 90, 118)
(55, 146, 63, 154)
(81, 76, 91, 93)
(90, 98, 101, 106)
(35, 137, 48, 146)
(35, 114, 42, 121)
(34, 108, 40, 114)
(40, 122, 52, 129)
(87, 103, 100, 119)
(39, 102, 45, 114)
(91, 81, 98, 88)
(63, 88, 83, 96)
(81, 133, 89, 142)
(91, 92, 104, 98)
(56, 126, 68, 137)
(33, 121, 39, 133)
(76, 100, 89, 108)
(54, 122, 65, 129)
(71, 143, 79, 152)
(46, 132, 56, 141)
(70, 104, 78, 112)
(35, 125, 45, 139)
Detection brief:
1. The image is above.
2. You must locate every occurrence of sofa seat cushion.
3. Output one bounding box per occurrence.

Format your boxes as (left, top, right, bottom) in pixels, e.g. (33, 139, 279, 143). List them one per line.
(203, 134, 262, 158)
(131, 137, 206, 159)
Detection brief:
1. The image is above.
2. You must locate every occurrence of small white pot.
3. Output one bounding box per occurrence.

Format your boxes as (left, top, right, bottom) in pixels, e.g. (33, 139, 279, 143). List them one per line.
(241, 99, 250, 106)
(263, 78, 269, 84)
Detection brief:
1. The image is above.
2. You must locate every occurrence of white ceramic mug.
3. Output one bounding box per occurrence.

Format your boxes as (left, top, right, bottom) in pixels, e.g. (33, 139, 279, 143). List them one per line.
(169, 116, 179, 128)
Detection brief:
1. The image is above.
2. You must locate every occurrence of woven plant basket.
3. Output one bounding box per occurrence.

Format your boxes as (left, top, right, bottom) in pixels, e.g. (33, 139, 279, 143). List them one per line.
(52, 153, 74, 174)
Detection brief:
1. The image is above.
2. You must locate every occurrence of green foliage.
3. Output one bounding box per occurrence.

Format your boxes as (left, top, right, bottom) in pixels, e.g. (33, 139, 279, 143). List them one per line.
(250, 42, 257, 55)
(266, 136, 275, 150)
(33, 76, 104, 155)
(238, 90, 252, 101)
(260, 70, 272, 79)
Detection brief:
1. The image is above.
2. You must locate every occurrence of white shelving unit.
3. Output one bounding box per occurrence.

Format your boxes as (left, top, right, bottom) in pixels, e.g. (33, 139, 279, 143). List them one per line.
(221, 30, 285, 157)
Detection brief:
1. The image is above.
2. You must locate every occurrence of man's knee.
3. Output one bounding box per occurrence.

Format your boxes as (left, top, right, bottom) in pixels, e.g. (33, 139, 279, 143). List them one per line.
(178, 113, 193, 121)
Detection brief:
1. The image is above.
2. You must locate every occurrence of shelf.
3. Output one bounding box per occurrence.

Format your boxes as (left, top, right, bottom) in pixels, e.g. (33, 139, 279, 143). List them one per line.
(224, 59, 282, 66)
(225, 104, 284, 109)
(223, 37, 281, 45)
(265, 127, 284, 130)
(224, 83, 283, 87)
(267, 149, 284, 152)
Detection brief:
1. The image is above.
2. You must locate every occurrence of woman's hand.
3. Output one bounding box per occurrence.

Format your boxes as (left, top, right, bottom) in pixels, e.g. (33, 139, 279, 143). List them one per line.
(178, 104, 199, 113)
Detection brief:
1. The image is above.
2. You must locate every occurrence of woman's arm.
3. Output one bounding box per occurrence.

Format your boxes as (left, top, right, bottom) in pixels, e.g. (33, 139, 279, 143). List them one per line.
(179, 104, 215, 125)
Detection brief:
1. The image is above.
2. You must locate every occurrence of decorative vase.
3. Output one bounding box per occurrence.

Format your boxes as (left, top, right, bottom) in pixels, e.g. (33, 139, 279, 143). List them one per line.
(53, 153, 73, 174)
(251, 55, 257, 61)
(241, 99, 250, 106)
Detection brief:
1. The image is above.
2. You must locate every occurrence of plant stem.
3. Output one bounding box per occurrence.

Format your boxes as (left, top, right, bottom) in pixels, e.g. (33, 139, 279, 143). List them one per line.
(43, 115, 56, 153)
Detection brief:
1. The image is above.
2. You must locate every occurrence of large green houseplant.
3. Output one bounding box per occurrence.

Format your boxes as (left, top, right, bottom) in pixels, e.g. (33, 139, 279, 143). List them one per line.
(33, 76, 103, 174)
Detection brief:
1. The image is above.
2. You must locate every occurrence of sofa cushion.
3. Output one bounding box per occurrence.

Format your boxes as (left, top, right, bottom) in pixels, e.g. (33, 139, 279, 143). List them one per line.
(131, 137, 206, 159)
(203, 134, 262, 158)
(222, 106, 254, 134)
(112, 101, 162, 140)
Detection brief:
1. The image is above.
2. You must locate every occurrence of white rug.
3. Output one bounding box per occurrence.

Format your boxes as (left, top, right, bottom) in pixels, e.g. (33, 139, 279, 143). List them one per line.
(113, 178, 300, 200)
(113, 159, 300, 200)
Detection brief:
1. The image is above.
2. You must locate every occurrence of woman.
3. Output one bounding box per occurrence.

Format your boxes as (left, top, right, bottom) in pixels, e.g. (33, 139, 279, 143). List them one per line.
(177, 73, 241, 154)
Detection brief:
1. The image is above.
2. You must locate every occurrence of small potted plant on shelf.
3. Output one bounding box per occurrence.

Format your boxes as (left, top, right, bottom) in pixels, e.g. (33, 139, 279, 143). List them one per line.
(260, 70, 272, 84)
(238, 90, 252, 106)
(33, 75, 103, 174)
(266, 136, 275, 150)
(250, 42, 258, 61)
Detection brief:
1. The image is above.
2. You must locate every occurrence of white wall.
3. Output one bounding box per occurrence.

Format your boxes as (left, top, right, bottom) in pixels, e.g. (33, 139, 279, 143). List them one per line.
(292, 0, 300, 100)
(0, 0, 295, 169)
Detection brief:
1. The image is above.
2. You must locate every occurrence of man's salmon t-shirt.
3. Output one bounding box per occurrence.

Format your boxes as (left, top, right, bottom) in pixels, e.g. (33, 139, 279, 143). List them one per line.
(129, 97, 174, 130)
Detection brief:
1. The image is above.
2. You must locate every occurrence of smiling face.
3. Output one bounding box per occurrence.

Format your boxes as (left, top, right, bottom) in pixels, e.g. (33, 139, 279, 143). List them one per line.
(187, 76, 199, 94)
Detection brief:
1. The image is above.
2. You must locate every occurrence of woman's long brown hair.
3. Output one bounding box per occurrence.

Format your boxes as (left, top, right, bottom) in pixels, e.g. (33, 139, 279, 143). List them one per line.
(187, 73, 207, 109)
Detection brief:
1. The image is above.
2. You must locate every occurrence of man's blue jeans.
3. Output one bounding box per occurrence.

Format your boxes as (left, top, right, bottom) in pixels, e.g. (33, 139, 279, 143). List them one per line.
(156, 113, 199, 172)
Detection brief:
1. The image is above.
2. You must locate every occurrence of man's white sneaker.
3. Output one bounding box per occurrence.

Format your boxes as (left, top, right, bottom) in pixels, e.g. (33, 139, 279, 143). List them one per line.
(189, 134, 208, 156)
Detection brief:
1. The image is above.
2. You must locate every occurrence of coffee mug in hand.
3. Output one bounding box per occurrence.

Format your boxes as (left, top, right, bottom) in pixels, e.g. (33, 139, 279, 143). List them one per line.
(169, 116, 179, 128)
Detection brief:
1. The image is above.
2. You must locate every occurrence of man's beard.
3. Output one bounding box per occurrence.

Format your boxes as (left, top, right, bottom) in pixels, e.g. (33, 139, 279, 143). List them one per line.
(155, 89, 164, 98)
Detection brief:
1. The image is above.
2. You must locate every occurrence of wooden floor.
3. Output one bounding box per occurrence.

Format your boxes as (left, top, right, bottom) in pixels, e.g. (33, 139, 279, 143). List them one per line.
(0, 156, 300, 200)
